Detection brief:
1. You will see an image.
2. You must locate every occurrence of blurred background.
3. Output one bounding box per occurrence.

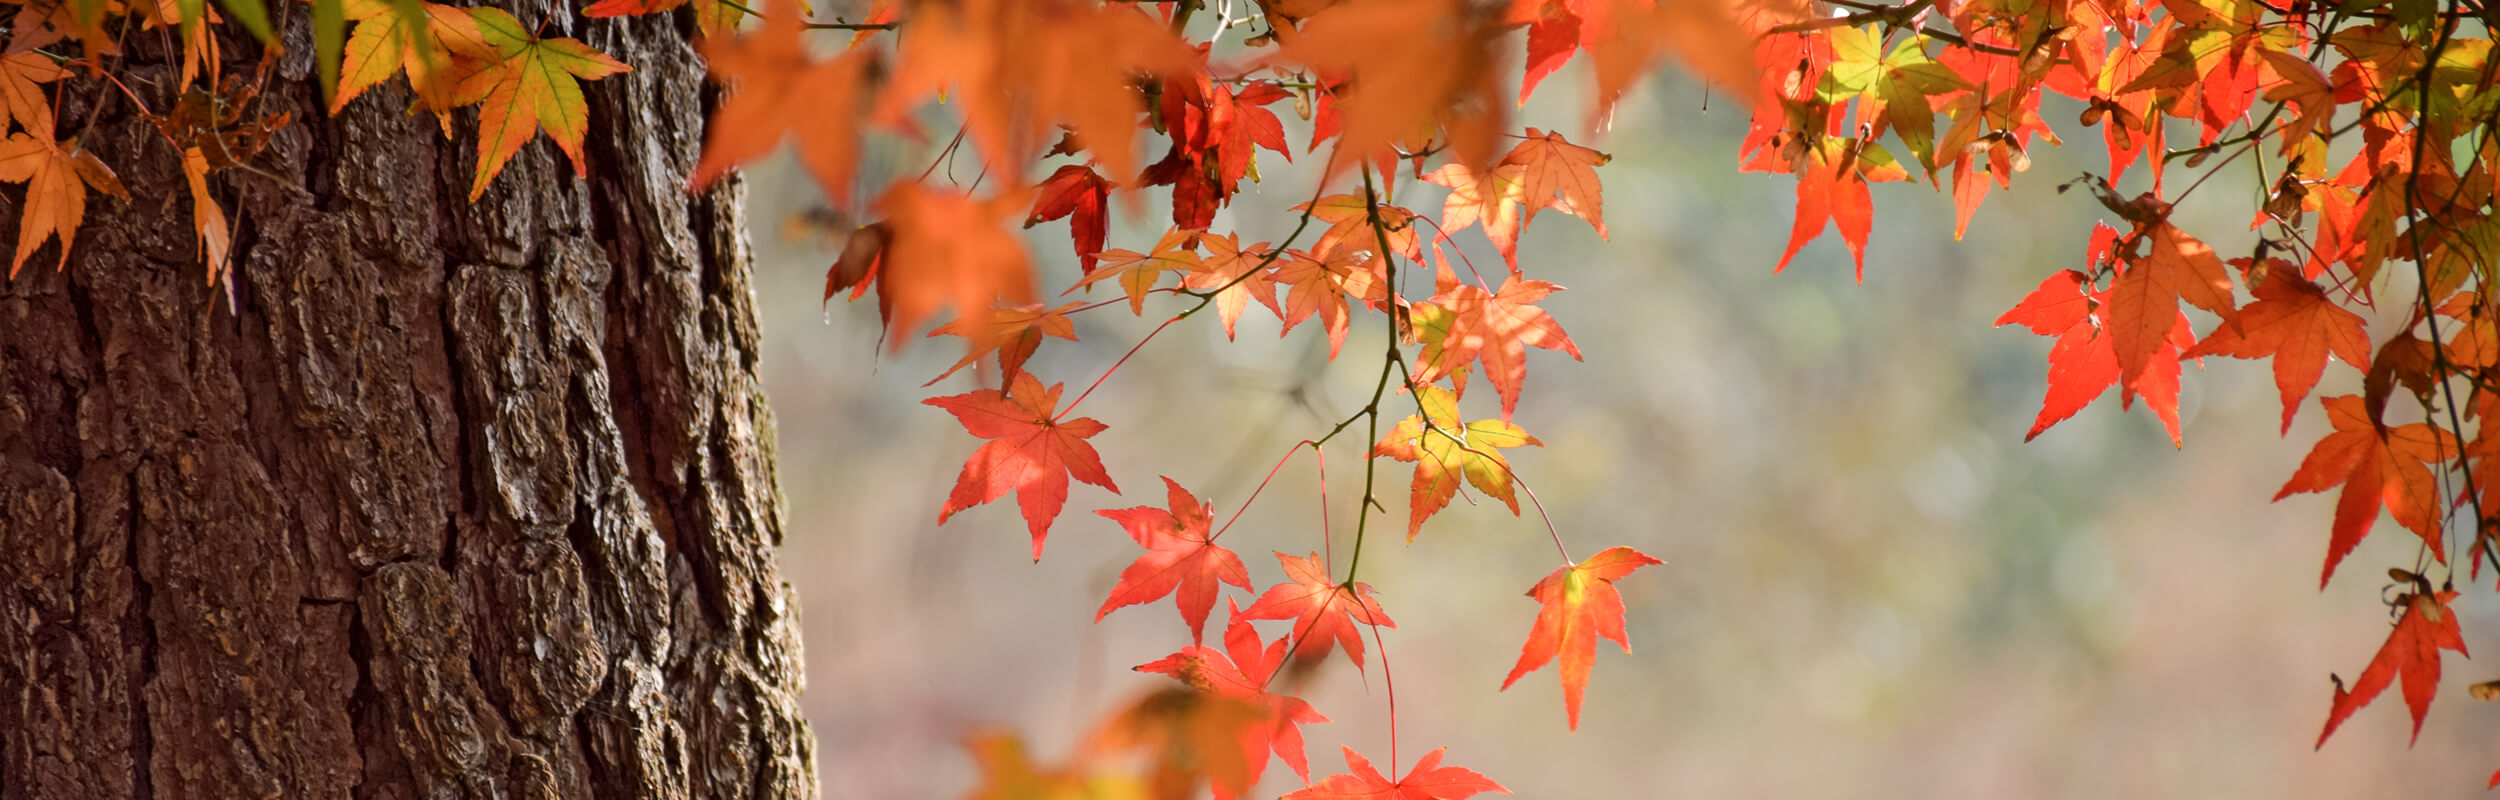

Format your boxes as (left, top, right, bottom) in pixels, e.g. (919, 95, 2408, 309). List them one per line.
(739, 33, 2500, 798)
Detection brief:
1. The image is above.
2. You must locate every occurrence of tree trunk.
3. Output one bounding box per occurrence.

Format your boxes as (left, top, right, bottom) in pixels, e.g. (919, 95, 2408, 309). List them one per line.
(0, 6, 817, 799)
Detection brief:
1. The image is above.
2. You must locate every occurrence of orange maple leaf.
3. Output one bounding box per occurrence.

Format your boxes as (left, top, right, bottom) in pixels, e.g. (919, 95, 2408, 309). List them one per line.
(874, 183, 1040, 343)
(1285, 746, 1509, 800)
(0, 51, 66, 134)
(1407, 276, 1581, 420)
(2181, 265, 2371, 433)
(453, 7, 629, 200)
(924, 372, 1118, 559)
(1420, 161, 1558, 270)
(2317, 590, 2466, 748)
(1274, 245, 1386, 359)
(1373, 386, 1543, 540)
(2276, 395, 2457, 587)
(690, 8, 873, 204)
(1495, 128, 1608, 241)
(1241, 551, 1394, 671)
(1096, 478, 1254, 644)
(0, 133, 126, 276)
(1502, 546, 1661, 730)
(329, 0, 485, 118)
(2107, 221, 2238, 395)
(922, 302, 1080, 387)
(1182, 233, 1285, 339)
(1067, 227, 1200, 314)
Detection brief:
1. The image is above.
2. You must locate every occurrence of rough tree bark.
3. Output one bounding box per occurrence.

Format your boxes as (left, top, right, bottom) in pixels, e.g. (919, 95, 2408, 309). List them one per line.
(0, 4, 818, 799)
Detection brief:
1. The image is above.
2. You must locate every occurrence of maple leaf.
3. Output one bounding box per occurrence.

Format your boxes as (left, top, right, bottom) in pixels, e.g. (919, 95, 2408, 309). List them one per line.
(2106, 222, 2239, 393)
(1279, 0, 1507, 175)
(1494, 128, 1608, 240)
(1373, 385, 1542, 539)
(1773, 137, 1902, 280)
(690, 7, 873, 204)
(922, 302, 1080, 387)
(1136, 602, 1331, 795)
(2276, 395, 2457, 587)
(874, 183, 1040, 343)
(1513, 0, 1577, 105)
(2181, 266, 2371, 434)
(925, 372, 1118, 559)
(1068, 227, 1200, 314)
(1028, 163, 1113, 274)
(1096, 478, 1254, 644)
(1182, 233, 1285, 340)
(454, 7, 628, 200)
(1241, 551, 1394, 670)
(329, 0, 484, 117)
(1274, 245, 1386, 359)
(0, 133, 126, 277)
(1420, 161, 1556, 271)
(1406, 276, 1581, 420)
(2317, 590, 2466, 748)
(1285, 746, 1509, 800)
(2259, 45, 2335, 158)
(1818, 26, 1967, 173)
(1502, 546, 1661, 731)
(0, 51, 66, 135)
(1301, 193, 1423, 263)
(1993, 263, 2198, 445)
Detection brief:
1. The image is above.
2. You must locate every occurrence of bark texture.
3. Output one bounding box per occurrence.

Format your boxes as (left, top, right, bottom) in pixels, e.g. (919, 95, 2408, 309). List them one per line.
(0, 5, 817, 799)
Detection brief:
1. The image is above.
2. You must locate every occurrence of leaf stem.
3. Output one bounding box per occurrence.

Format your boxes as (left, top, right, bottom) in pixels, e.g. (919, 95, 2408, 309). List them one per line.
(1054, 314, 1182, 421)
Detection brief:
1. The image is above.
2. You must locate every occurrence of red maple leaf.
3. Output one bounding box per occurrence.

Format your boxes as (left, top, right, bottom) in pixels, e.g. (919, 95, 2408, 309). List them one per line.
(1096, 478, 1254, 644)
(1136, 601, 1331, 795)
(1241, 552, 1395, 671)
(1284, 746, 1509, 800)
(1408, 275, 1581, 421)
(1027, 163, 1112, 274)
(1994, 232, 2199, 446)
(2181, 264, 2371, 433)
(1501, 546, 1661, 730)
(2317, 590, 2466, 748)
(1773, 137, 1901, 280)
(924, 372, 1119, 558)
(2276, 395, 2457, 587)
